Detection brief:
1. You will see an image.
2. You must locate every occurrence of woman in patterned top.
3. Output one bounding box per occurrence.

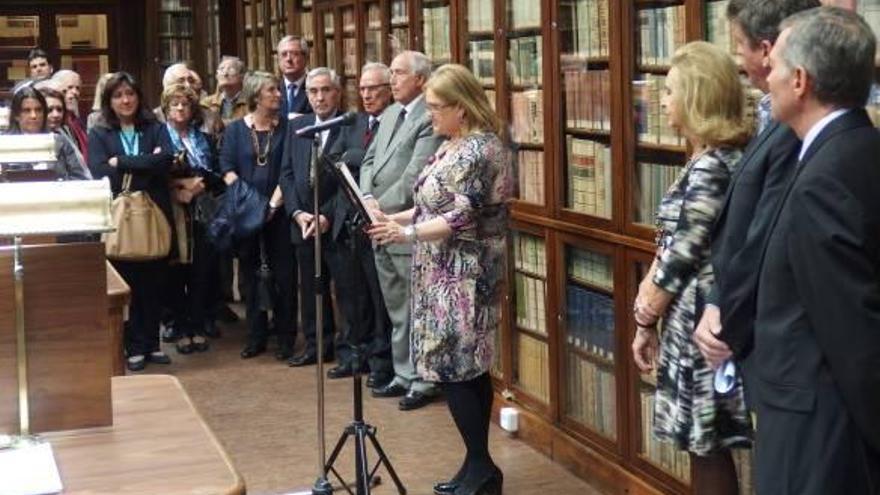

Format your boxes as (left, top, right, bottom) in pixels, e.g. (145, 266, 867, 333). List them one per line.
(630, 41, 753, 494)
(368, 64, 512, 495)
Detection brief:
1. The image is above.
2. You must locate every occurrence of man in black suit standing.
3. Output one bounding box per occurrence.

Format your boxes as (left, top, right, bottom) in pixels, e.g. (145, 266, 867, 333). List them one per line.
(324, 62, 395, 385)
(279, 67, 346, 366)
(693, 0, 817, 378)
(277, 35, 313, 121)
(751, 7, 880, 494)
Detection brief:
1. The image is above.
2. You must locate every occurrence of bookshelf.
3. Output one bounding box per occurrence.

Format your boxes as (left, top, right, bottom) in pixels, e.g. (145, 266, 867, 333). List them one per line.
(156, 0, 195, 69)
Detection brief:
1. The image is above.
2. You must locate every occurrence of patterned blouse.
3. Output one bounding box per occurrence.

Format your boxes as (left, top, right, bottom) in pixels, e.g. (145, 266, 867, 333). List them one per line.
(410, 132, 513, 382)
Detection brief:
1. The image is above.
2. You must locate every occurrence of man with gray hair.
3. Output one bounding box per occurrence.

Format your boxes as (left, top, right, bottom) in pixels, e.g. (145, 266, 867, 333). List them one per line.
(752, 7, 880, 493)
(360, 50, 443, 410)
(49, 69, 89, 160)
(202, 56, 248, 124)
(277, 35, 312, 119)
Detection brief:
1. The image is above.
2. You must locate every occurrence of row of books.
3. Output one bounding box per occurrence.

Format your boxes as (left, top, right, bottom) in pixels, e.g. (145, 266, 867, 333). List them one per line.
(468, 40, 495, 86)
(159, 38, 192, 65)
(508, 36, 542, 87)
(640, 390, 692, 482)
(365, 30, 384, 64)
(517, 149, 545, 205)
(705, 0, 734, 56)
(508, 0, 541, 31)
(566, 351, 616, 438)
(566, 285, 615, 361)
(637, 4, 686, 68)
(515, 273, 547, 335)
(517, 334, 550, 403)
(159, 13, 193, 36)
(563, 69, 610, 132)
(568, 247, 613, 291)
(634, 74, 685, 147)
(390, 27, 411, 53)
(300, 12, 313, 41)
(467, 0, 494, 33)
(341, 8, 356, 33)
(423, 6, 453, 65)
(513, 232, 547, 276)
(391, 0, 409, 24)
(559, 0, 610, 60)
(567, 136, 612, 218)
(367, 3, 382, 29)
(342, 38, 358, 76)
(635, 161, 682, 226)
(511, 89, 544, 145)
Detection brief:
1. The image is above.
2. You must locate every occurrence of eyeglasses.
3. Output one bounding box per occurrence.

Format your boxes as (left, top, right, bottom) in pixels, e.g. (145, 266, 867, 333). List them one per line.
(216, 68, 240, 76)
(358, 83, 390, 93)
(426, 102, 453, 113)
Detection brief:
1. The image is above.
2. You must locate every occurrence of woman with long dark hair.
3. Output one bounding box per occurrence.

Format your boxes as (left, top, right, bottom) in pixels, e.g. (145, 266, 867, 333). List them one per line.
(88, 71, 175, 372)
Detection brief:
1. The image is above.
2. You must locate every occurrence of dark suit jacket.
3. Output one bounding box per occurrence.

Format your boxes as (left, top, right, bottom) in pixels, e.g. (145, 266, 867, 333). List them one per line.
(88, 120, 174, 223)
(709, 121, 801, 357)
(753, 108, 880, 495)
(326, 112, 371, 240)
(280, 78, 312, 118)
(279, 112, 343, 245)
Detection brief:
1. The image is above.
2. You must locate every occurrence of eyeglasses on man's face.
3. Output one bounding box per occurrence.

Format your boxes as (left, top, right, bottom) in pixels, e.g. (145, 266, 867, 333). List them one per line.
(359, 83, 390, 94)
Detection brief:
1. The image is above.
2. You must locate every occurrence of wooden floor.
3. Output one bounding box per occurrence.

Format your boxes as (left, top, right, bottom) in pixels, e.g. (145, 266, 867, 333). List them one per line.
(136, 305, 606, 495)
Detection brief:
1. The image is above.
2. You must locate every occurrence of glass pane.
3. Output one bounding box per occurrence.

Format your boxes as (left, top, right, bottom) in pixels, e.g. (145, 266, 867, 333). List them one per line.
(391, 0, 408, 23)
(633, 160, 682, 226)
(466, 0, 494, 88)
(633, 74, 683, 148)
(566, 136, 611, 217)
(467, 0, 493, 33)
(0, 58, 29, 95)
(467, 40, 494, 86)
(344, 77, 359, 112)
(342, 7, 355, 34)
(512, 232, 547, 335)
(324, 12, 336, 69)
(0, 16, 39, 49)
(508, 0, 540, 30)
(301, 11, 314, 43)
(517, 150, 544, 204)
(256, 35, 266, 69)
(705, 1, 734, 56)
(60, 54, 110, 119)
(365, 3, 384, 63)
(423, 4, 451, 67)
(206, 0, 221, 91)
(390, 28, 410, 55)
(56, 15, 108, 50)
(159, 37, 193, 65)
(255, 0, 265, 28)
(633, 259, 692, 482)
(636, 4, 685, 70)
(342, 7, 357, 76)
(516, 333, 549, 403)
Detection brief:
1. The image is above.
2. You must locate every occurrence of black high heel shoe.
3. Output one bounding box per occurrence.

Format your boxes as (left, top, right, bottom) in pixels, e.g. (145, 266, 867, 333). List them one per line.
(434, 462, 468, 494)
(453, 466, 503, 495)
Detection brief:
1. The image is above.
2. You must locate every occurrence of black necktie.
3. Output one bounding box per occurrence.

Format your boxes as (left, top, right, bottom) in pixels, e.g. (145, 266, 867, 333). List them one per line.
(364, 117, 380, 147)
(389, 108, 406, 142)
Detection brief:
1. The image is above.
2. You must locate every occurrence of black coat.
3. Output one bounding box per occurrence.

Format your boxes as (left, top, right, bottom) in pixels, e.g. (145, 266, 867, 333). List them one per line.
(87, 120, 174, 223)
(278, 112, 344, 244)
(753, 108, 880, 495)
(709, 121, 801, 358)
(326, 112, 371, 240)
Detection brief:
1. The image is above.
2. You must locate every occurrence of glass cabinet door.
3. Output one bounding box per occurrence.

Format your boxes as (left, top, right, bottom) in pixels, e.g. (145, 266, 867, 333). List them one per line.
(511, 231, 549, 404)
(390, 0, 410, 56)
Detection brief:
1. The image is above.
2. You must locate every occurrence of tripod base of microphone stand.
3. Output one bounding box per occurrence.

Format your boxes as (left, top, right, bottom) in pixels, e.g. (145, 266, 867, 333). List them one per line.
(311, 477, 333, 495)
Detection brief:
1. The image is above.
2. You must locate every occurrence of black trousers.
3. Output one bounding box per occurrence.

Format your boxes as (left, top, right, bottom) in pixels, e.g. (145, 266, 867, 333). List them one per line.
(295, 238, 335, 355)
(166, 221, 218, 337)
(238, 213, 297, 350)
(349, 231, 392, 374)
(113, 258, 167, 356)
(325, 229, 385, 370)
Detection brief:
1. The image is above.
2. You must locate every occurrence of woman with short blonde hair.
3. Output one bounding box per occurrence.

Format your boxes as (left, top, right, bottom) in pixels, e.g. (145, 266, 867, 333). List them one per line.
(631, 41, 753, 495)
(424, 64, 503, 137)
(161, 83, 204, 128)
(243, 71, 281, 111)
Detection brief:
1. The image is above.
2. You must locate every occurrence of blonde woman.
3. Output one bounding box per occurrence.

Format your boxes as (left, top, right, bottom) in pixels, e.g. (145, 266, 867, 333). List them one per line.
(368, 64, 513, 495)
(630, 41, 753, 494)
(87, 72, 115, 132)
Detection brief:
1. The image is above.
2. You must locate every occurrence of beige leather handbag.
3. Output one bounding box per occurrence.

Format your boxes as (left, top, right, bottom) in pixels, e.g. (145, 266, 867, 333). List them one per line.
(104, 173, 172, 261)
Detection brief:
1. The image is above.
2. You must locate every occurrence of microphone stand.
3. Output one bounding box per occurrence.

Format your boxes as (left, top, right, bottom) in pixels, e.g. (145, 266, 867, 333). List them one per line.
(311, 132, 333, 495)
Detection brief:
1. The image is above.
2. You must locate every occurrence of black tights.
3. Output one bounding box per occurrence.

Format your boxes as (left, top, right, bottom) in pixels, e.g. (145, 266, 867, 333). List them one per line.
(444, 372, 496, 484)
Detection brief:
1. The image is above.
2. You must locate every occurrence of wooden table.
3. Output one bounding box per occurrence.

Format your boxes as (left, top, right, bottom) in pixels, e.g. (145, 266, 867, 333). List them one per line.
(43, 375, 245, 495)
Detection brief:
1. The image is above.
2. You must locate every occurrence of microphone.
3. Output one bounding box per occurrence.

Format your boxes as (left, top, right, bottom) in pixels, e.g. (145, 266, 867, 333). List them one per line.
(295, 112, 358, 137)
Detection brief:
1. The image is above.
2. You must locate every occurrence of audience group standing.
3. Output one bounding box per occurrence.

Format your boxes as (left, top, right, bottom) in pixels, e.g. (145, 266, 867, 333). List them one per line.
(5, 2, 880, 493)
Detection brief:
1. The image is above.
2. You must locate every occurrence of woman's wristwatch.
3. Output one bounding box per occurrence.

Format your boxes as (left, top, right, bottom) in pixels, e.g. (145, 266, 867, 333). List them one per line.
(403, 224, 418, 243)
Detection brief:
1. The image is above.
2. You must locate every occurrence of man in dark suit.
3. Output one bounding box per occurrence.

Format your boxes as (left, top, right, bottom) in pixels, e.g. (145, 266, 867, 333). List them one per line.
(280, 67, 366, 367)
(694, 0, 817, 374)
(751, 8, 880, 493)
(277, 35, 313, 121)
(323, 62, 395, 385)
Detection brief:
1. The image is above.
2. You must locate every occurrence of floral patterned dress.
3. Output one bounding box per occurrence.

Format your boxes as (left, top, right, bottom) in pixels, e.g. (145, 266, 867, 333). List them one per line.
(652, 147, 753, 455)
(410, 132, 513, 383)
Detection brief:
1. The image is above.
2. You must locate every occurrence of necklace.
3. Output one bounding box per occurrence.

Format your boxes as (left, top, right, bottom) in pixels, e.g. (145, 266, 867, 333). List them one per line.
(249, 122, 275, 167)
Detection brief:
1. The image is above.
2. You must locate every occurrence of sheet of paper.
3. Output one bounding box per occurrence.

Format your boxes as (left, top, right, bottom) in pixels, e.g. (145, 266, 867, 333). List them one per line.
(0, 441, 63, 495)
